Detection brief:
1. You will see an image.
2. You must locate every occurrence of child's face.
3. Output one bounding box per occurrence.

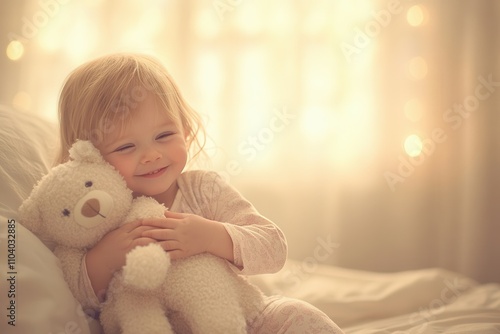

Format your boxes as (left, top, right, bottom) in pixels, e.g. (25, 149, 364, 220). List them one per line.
(96, 93, 187, 202)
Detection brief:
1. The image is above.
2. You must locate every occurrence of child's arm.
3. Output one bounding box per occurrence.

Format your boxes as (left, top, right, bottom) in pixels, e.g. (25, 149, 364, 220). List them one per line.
(140, 171, 288, 275)
(85, 220, 157, 301)
(204, 172, 288, 274)
(53, 246, 98, 311)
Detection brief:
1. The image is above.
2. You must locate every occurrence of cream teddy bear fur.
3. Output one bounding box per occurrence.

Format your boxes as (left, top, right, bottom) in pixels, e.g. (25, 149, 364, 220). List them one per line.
(19, 140, 265, 334)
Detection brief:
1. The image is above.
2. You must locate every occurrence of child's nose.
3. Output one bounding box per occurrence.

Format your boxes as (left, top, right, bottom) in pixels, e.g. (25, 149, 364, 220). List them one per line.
(141, 149, 162, 164)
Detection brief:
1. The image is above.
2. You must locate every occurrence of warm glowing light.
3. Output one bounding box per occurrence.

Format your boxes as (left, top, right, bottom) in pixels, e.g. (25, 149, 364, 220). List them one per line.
(322, 98, 378, 188)
(196, 52, 223, 102)
(338, 0, 373, 21)
(268, 3, 294, 35)
(407, 5, 423, 26)
(404, 134, 423, 157)
(235, 4, 261, 35)
(237, 48, 269, 131)
(408, 57, 428, 80)
(404, 99, 423, 122)
(302, 42, 339, 107)
(239, 49, 267, 103)
(303, 9, 327, 35)
(407, 5, 428, 27)
(36, 12, 64, 53)
(12, 91, 32, 111)
(6, 41, 24, 61)
(301, 107, 330, 141)
(194, 8, 221, 38)
(65, 20, 97, 61)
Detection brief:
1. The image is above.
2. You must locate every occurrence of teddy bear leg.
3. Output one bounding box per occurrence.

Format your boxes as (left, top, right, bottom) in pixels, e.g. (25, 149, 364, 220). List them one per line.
(182, 299, 247, 334)
(114, 290, 174, 334)
(100, 303, 121, 334)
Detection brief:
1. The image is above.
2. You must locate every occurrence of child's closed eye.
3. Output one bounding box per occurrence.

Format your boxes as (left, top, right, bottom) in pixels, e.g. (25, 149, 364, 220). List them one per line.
(114, 144, 134, 152)
(156, 131, 175, 140)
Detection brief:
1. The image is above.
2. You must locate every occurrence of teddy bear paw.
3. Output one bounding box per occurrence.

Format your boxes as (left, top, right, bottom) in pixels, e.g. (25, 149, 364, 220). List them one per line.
(123, 243, 170, 290)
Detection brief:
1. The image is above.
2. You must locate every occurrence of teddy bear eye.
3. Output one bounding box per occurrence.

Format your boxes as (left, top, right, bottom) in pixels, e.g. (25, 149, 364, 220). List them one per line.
(85, 181, 93, 188)
(62, 209, 71, 217)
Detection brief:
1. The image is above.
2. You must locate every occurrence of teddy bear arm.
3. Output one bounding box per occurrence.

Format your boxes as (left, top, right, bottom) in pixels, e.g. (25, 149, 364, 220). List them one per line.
(125, 196, 167, 224)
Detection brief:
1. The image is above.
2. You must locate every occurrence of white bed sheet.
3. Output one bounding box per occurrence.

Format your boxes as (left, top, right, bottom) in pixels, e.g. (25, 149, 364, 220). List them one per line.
(250, 260, 500, 333)
(343, 284, 500, 333)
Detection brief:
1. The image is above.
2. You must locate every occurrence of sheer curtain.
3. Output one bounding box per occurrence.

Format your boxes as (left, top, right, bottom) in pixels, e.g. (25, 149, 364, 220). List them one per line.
(1, 0, 499, 283)
(340, 0, 500, 283)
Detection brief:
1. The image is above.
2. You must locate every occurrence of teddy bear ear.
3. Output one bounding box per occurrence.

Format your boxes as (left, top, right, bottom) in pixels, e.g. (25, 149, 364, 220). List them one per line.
(69, 140, 106, 164)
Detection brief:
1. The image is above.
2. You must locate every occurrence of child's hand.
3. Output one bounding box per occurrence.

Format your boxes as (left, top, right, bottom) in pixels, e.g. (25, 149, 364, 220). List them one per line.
(85, 220, 157, 299)
(88, 220, 157, 272)
(140, 211, 234, 262)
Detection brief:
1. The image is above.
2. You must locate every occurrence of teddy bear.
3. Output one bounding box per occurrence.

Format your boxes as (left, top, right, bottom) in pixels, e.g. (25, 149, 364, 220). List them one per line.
(19, 140, 265, 334)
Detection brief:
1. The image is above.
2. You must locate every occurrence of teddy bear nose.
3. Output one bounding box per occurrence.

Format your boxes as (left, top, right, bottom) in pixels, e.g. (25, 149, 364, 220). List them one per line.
(74, 190, 113, 229)
(81, 198, 104, 218)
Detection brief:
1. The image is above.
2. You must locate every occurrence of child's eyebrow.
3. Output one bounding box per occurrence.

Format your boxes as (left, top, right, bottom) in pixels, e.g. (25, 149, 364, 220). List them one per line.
(100, 137, 127, 153)
(156, 119, 176, 128)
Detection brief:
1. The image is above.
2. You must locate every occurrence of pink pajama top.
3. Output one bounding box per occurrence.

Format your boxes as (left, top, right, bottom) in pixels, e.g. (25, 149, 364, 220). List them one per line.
(79, 170, 288, 314)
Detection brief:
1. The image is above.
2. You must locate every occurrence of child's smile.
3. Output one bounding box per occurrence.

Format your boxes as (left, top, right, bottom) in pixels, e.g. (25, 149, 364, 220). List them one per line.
(138, 166, 168, 178)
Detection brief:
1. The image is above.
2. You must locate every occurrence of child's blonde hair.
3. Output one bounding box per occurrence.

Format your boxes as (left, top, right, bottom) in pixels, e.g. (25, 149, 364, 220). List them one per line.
(56, 53, 205, 165)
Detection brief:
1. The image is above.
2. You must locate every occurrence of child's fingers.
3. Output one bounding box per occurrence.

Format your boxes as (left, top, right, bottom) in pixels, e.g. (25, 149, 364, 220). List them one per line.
(130, 225, 160, 239)
(166, 250, 181, 260)
(140, 217, 178, 229)
(133, 236, 158, 248)
(163, 248, 185, 260)
(123, 221, 157, 238)
(121, 219, 142, 232)
(157, 240, 182, 253)
(163, 210, 189, 219)
(142, 228, 176, 241)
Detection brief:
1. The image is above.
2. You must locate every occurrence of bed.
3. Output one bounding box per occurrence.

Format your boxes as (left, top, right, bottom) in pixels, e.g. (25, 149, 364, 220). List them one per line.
(1, 107, 499, 333)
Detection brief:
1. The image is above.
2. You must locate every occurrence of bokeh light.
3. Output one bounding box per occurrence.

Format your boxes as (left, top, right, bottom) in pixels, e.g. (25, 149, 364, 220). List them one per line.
(6, 41, 25, 61)
(407, 5, 429, 27)
(404, 134, 423, 157)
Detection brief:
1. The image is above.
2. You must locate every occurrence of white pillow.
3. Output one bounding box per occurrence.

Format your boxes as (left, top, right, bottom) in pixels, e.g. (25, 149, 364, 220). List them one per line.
(0, 106, 99, 334)
(0, 217, 95, 334)
(0, 105, 58, 219)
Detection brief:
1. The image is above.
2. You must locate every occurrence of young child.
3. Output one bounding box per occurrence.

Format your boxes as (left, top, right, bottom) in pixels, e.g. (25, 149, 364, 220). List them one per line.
(57, 53, 344, 333)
